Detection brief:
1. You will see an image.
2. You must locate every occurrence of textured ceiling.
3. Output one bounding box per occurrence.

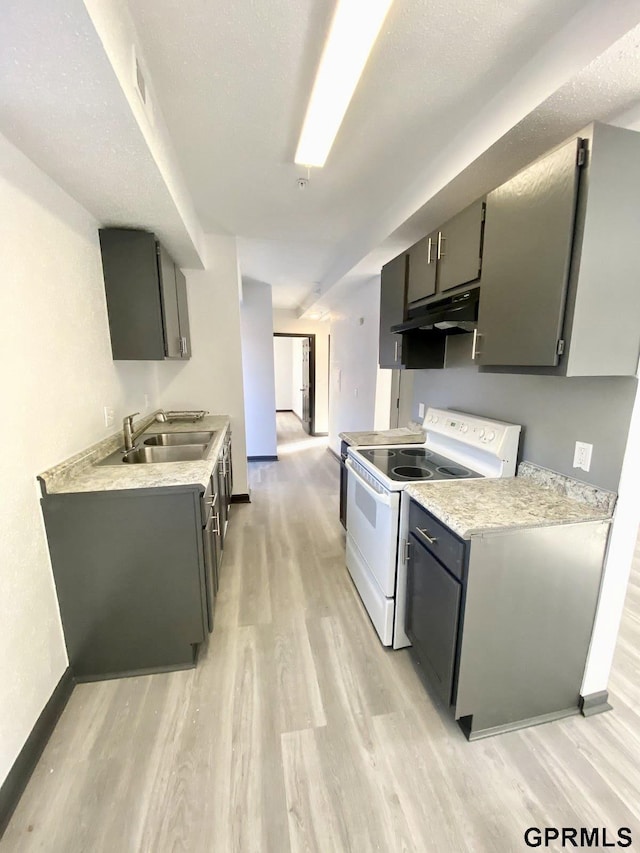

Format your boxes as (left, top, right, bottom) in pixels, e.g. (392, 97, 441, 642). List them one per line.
(0, 0, 203, 266)
(127, 0, 619, 307)
(3, 1, 640, 308)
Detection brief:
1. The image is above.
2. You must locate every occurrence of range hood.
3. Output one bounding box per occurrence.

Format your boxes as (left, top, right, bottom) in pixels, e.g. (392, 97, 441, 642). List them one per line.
(391, 287, 479, 335)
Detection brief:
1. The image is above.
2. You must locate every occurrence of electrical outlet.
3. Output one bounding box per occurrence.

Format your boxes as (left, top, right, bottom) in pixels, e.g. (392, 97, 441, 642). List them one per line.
(418, 403, 425, 418)
(354, 387, 359, 398)
(103, 406, 115, 428)
(573, 441, 593, 472)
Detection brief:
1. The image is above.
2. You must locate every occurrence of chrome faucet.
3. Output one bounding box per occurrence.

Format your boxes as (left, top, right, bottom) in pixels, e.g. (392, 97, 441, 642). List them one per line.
(122, 409, 167, 452)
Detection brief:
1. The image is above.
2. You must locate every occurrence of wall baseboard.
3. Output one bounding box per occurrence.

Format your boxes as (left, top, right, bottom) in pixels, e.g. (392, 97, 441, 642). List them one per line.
(247, 455, 278, 462)
(312, 432, 329, 437)
(231, 493, 251, 504)
(580, 690, 612, 717)
(328, 447, 341, 462)
(0, 667, 74, 838)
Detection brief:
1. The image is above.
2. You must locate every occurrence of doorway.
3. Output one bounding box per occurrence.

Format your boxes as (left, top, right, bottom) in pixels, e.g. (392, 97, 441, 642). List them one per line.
(273, 333, 316, 435)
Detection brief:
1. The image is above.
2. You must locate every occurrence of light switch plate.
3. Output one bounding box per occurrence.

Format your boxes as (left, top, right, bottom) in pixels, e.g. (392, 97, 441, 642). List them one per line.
(573, 441, 593, 472)
(418, 403, 425, 418)
(103, 406, 115, 428)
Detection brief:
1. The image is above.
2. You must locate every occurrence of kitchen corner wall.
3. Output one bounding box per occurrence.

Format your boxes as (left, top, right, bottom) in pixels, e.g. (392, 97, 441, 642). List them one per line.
(0, 134, 162, 788)
(328, 277, 392, 454)
(410, 336, 637, 492)
(240, 280, 277, 458)
(154, 235, 250, 494)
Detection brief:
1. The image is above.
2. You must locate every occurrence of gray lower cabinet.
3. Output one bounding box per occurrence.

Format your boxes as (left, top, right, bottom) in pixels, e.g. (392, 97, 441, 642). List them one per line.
(41, 487, 208, 680)
(405, 499, 609, 739)
(477, 122, 640, 375)
(379, 253, 407, 368)
(99, 228, 191, 361)
(41, 438, 233, 681)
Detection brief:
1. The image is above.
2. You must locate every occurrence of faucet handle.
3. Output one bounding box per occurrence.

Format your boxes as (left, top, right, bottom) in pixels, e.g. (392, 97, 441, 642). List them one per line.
(124, 412, 139, 425)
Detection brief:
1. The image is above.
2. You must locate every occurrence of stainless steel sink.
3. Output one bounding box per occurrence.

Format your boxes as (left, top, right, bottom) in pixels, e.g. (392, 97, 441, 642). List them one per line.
(98, 444, 208, 466)
(143, 431, 214, 446)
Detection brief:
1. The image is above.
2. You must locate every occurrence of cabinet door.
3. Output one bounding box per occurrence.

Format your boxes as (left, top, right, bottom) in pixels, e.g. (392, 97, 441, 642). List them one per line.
(99, 229, 166, 360)
(406, 535, 462, 706)
(379, 253, 407, 368)
(175, 267, 192, 358)
(217, 458, 228, 544)
(477, 139, 582, 366)
(202, 515, 216, 632)
(157, 244, 182, 359)
(406, 232, 438, 304)
(436, 199, 485, 293)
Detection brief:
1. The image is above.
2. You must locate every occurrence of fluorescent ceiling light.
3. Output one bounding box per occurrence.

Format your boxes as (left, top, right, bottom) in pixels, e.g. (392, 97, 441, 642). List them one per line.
(295, 0, 393, 168)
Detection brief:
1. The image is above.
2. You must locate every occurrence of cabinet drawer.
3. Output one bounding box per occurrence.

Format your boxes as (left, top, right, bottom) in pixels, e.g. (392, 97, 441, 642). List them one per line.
(408, 499, 466, 580)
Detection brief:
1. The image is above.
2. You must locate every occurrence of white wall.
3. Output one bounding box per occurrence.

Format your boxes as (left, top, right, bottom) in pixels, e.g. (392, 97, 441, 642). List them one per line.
(291, 338, 304, 421)
(155, 235, 250, 495)
(0, 134, 161, 788)
(272, 310, 329, 435)
(241, 281, 278, 458)
(328, 277, 391, 454)
(582, 368, 640, 695)
(273, 337, 294, 410)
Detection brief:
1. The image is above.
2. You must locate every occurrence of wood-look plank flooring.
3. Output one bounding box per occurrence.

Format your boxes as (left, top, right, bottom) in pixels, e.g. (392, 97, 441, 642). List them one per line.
(3, 412, 640, 851)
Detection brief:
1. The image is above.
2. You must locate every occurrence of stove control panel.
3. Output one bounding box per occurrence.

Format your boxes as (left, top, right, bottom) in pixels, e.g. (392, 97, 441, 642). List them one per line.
(424, 408, 522, 474)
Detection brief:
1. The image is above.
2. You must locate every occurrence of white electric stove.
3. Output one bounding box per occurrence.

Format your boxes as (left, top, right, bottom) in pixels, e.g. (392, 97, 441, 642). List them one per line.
(345, 407, 522, 648)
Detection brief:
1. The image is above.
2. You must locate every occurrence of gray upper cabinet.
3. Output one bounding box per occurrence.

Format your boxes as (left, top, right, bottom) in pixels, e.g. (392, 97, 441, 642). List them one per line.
(437, 199, 485, 293)
(476, 138, 581, 367)
(406, 199, 485, 307)
(99, 228, 191, 361)
(379, 252, 407, 368)
(477, 122, 640, 376)
(406, 231, 438, 304)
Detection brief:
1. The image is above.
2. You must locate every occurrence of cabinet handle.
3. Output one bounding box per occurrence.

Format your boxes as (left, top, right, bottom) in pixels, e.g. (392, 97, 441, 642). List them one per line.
(471, 329, 482, 360)
(437, 232, 445, 259)
(213, 512, 221, 535)
(416, 527, 438, 545)
(394, 340, 398, 362)
(207, 493, 218, 507)
(427, 237, 433, 264)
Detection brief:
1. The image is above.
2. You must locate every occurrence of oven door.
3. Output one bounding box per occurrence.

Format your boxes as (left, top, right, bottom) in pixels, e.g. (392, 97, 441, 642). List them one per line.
(345, 458, 399, 597)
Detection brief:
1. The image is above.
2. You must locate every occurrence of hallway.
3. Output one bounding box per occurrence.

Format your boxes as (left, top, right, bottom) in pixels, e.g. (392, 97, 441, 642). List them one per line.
(2, 413, 640, 851)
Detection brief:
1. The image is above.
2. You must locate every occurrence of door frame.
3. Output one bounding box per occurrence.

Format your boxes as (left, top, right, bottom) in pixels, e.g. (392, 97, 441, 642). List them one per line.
(273, 333, 316, 435)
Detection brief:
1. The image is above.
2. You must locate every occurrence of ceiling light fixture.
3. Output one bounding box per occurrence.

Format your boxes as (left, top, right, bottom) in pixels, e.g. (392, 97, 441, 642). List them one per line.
(294, 0, 393, 168)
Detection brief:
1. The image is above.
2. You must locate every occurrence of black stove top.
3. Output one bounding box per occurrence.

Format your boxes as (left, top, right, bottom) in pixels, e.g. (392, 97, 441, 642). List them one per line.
(358, 446, 482, 482)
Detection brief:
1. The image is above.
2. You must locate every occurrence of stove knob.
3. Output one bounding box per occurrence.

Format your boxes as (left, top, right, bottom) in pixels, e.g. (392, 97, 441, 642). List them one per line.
(478, 429, 485, 439)
(460, 424, 468, 434)
(486, 430, 496, 442)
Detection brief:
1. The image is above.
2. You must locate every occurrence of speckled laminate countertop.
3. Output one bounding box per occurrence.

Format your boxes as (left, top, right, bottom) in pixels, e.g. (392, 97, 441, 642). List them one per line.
(405, 466, 615, 540)
(38, 415, 230, 495)
(340, 427, 425, 447)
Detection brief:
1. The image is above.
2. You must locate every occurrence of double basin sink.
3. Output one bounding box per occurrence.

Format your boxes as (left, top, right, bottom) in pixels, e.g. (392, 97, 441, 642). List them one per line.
(98, 431, 216, 466)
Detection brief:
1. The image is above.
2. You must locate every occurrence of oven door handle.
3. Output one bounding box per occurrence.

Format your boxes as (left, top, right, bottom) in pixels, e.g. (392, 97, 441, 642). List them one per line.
(346, 458, 393, 506)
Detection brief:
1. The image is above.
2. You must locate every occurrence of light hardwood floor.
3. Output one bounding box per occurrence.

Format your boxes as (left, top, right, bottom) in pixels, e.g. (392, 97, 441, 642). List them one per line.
(3, 412, 640, 851)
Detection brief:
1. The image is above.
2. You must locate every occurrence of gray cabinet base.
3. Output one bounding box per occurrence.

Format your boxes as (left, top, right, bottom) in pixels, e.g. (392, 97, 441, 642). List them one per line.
(580, 690, 613, 717)
(73, 643, 199, 683)
(459, 706, 580, 742)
